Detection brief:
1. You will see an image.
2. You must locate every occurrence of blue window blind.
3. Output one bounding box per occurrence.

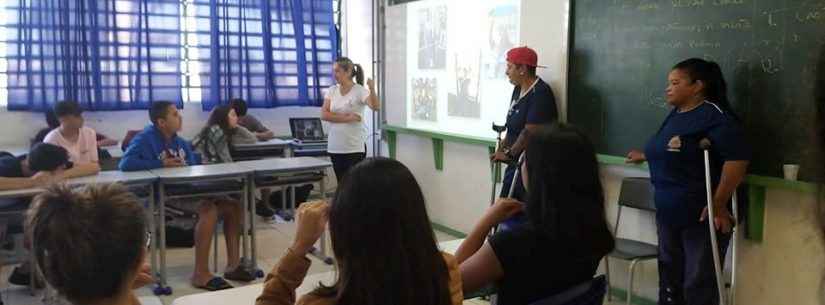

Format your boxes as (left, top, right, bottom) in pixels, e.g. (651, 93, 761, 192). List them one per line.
(195, 0, 337, 110)
(2, 0, 182, 111)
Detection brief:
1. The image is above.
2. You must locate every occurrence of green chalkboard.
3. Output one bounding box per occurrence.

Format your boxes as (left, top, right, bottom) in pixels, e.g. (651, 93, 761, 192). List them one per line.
(568, 0, 825, 179)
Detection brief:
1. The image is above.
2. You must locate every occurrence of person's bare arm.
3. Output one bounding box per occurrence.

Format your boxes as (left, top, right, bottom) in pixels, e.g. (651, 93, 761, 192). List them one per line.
(366, 79, 381, 111)
(321, 98, 361, 123)
(62, 162, 101, 178)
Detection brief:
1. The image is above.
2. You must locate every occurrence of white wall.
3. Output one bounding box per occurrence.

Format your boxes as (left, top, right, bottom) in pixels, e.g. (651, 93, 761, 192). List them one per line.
(341, 0, 380, 156)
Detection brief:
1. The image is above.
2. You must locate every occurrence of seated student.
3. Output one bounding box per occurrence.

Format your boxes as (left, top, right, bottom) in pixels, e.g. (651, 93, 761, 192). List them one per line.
(194, 105, 258, 163)
(32, 106, 116, 159)
(119, 101, 252, 290)
(455, 124, 615, 305)
(0, 143, 71, 191)
(1, 143, 73, 287)
(230, 98, 275, 141)
(28, 183, 153, 305)
(43, 100, 101, 177)
(256, 157, 463, 305)
(193, 105, 276, 220)
(31, 109, 60, 147)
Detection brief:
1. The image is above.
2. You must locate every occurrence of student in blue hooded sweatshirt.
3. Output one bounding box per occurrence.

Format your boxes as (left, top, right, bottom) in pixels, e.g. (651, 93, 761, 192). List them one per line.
(120, 101, 253, 291)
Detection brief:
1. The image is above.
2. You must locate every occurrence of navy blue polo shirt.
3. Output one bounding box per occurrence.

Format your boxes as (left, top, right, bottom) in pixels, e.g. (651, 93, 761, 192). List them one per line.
(644, 102, 751, 228)
(504, 78, 558, 146)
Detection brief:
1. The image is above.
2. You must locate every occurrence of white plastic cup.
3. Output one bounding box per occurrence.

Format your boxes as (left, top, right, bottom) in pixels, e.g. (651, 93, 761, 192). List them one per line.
(783, 164, 800, 181)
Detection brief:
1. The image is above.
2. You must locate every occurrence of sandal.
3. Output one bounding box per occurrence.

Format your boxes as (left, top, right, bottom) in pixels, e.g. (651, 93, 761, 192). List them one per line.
(224, 266, 256, 282)
(195, 277, 233, 291)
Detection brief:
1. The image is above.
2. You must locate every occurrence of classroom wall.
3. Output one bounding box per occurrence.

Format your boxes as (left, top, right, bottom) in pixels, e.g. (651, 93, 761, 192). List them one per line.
(380, 0, 825, 303)
(341, 0, 380, 156)
(381, 0, 571, 239)
(601, 165, 825, 305)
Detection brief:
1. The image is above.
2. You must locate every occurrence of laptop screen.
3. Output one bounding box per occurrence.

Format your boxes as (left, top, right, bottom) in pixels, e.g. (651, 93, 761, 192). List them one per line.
(289, 118, 326, 141)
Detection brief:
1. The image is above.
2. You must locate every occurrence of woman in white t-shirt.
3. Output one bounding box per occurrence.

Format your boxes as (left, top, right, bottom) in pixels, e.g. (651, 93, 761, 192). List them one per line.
(321, 57, 381, 182)
(43, 100, 101, 177)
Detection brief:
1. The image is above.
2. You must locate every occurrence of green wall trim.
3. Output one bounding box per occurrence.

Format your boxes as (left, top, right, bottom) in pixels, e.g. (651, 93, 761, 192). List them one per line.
(432, 138, 444, 171)
(608, 287, 658, 305)
(384, 125, 821, 244)
(383, 124, 497, 147)
(385, 130, 397, 159)
(747, 185, 766, 241)
(431, 222, 467, 238)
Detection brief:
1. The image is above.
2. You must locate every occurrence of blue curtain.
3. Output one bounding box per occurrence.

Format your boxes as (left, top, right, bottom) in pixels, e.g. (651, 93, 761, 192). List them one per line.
(4, 0, 182, 111)
(200, 0, 337, 110)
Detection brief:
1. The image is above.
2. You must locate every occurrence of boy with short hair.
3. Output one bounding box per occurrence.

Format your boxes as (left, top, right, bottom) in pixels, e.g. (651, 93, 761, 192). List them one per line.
(119, 101, 253, 291)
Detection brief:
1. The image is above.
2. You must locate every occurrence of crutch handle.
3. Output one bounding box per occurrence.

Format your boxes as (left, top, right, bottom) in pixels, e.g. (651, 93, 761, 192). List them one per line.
(700, 138, 712, 150)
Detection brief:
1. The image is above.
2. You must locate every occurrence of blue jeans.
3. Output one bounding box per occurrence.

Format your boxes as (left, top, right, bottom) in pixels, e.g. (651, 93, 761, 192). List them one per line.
(657, 220, 731, 305)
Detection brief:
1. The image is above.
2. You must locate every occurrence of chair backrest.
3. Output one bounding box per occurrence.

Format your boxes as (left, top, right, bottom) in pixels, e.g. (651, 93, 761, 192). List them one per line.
(617, 177, 655, 212)
(528, 275, 607, 305)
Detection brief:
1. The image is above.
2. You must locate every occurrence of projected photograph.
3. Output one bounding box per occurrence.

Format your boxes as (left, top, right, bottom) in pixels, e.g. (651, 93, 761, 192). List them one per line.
(448, 52, 482, 118)
(484, 4, 518, 78)
(417, 6, 447, 69)
(412, 78, 438, 121)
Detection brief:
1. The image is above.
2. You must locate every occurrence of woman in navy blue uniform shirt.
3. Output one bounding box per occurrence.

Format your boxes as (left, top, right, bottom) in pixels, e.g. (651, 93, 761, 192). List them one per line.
(490, 47, 557, 227)
(627, 58, 750, 305)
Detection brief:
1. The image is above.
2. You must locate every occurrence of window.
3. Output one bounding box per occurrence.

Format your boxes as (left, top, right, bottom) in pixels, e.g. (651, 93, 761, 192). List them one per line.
(0, 0, 337, 110)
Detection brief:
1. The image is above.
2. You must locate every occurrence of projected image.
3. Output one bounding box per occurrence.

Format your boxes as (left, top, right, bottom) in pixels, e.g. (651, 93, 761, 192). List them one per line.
(484, 4, 518, 78)
(417, 6, 447, 69)
(412, 78, 438, 121)
(448, 52, 482, 118)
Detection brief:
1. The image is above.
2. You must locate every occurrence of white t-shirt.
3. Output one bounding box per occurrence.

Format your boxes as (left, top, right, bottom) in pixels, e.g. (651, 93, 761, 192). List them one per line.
(43, 126, 99, 164)
(325, 84, 370, 154)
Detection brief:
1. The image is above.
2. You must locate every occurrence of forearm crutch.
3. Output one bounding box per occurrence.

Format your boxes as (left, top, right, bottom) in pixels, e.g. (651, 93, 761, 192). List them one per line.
(490, 123, 507, 208)
(700, 139, 727, 305)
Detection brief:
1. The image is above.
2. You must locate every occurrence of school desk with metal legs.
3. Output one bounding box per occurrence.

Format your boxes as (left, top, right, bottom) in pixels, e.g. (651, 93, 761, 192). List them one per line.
(233, 139, 293, 160)
(66, 171, 159, 288)
(237, 157, 334, 265)
(0, 170, 157, 297)
(150, 164, 254, 295)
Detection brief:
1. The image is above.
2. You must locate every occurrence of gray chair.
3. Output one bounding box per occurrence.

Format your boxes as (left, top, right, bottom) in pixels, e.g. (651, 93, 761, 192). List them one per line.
(604, 177, 657, 305)
(529, 275, 607, 305)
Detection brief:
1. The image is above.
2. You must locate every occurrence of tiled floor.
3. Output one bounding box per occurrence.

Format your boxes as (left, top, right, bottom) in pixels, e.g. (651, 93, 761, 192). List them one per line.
(0, 217, 639, 305)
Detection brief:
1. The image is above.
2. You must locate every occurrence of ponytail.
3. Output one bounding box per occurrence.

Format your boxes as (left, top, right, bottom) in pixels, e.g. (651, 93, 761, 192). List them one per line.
(673, 58, 739, 121)
(336, 57, 364, 85)
(353, 63, 365, 86)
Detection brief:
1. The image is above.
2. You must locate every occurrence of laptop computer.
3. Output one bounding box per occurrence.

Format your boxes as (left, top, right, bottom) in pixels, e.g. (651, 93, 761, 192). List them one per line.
(289, 118, 328, 144)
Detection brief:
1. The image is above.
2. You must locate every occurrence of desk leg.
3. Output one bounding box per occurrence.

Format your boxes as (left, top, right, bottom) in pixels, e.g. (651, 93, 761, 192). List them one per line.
(311, 172, 333, 265)
(241, 177, 249, 263)
(148, 184, 159, 285)
(285, 146, 294, 158)
(249, 177, 261, 277)
(154, 183, 172, 295)
(290, 185, 296, 211)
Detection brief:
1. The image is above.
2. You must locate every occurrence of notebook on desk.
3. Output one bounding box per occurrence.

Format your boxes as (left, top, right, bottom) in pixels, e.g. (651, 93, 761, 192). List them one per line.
(289, 118, 328, 144)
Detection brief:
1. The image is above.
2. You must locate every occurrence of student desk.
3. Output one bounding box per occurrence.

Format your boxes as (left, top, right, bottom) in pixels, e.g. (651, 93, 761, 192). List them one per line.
(0, 170, 157, 296)
(150, 163, 253, 294)
(171, 239, 466, 305)
(237, 157, 333, 265)
(289, 141, 328, 157)
(233, 139, 293, 160)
